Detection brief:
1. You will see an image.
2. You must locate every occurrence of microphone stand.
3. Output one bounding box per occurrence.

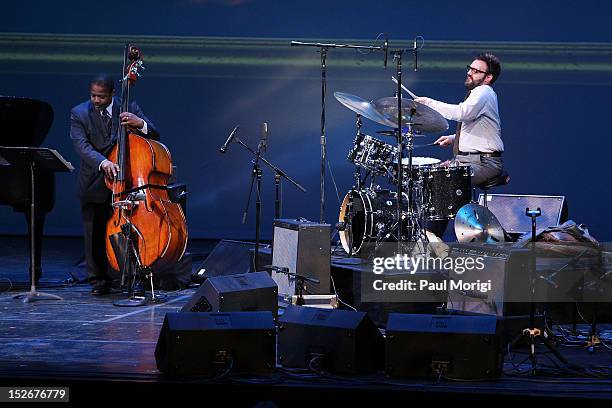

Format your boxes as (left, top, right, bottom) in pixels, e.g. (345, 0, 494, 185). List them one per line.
(235, 132, 307, 271)
(390, 42, 422, 251)
(291, 39, 387, 223)
(509, 207, 567, 374)
(242, 143, 263, 270)
(266, 265, 320, 306)
(393, 50, 405, 252)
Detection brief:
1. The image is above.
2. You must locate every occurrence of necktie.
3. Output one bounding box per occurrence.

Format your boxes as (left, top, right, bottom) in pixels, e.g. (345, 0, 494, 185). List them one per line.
(101, 109, 112, 137)
(452, 90, 471, 156)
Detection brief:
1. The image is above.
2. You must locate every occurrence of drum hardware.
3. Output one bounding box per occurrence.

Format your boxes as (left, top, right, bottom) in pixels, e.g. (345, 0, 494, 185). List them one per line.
(344, 189, 355, 257)
(352, 115, 365, 190)
(220, 124, 307, 270)
(382, 45, 444, 248)
(376, 129, 425, 138)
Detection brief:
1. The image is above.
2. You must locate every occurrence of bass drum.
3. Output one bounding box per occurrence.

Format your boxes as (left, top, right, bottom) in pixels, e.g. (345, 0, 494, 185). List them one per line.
(338, 189, 407, 255)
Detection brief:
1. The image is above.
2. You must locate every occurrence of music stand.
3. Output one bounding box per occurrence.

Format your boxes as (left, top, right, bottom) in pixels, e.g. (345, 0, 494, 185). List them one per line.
(0, 147, 74, 303)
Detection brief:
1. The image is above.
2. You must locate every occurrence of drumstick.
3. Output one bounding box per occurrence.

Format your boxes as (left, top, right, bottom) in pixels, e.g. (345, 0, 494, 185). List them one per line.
(391, 76, 419, 99)
(414, 142, 438, 148)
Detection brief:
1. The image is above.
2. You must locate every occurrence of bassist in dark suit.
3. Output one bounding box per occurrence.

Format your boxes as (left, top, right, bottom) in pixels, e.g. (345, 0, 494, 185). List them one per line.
(70, 74, 160, 295)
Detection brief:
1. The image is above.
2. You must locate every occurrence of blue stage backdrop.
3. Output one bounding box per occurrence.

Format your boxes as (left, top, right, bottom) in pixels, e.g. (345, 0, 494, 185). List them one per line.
(1, 1, 611, 241)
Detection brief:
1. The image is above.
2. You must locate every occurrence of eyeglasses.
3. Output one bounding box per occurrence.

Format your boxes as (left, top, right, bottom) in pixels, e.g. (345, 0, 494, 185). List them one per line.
(466, 65, 488, 75)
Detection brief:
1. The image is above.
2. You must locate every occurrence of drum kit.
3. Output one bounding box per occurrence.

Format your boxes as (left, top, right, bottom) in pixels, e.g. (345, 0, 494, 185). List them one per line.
(334, 91, 473, 255)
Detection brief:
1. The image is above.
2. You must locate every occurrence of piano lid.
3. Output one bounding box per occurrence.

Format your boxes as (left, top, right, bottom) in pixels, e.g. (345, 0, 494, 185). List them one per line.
(0, 96, 54, 148)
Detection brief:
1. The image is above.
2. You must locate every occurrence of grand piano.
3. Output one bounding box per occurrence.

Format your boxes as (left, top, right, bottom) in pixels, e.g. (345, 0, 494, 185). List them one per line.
(0, 96, 55, 282)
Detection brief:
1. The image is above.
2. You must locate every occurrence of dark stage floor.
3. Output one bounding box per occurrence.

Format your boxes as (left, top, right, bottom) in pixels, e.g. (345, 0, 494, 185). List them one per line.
(1, 236, 612, 405)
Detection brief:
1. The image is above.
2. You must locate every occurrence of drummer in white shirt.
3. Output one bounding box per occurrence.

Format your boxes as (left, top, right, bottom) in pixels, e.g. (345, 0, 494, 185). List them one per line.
(415, 52, 503, 186)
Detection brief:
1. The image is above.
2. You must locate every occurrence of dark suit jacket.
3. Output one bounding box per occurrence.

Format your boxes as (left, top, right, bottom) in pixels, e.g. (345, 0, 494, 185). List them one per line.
(70, 97, 160, 203)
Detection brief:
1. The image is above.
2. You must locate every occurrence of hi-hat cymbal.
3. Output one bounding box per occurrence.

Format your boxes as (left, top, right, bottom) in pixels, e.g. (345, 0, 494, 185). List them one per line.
(454, 203, 505, 244)
(372, 97, 449, 134)
(375, 130, 425, 138)
(334, 92, 396, 127)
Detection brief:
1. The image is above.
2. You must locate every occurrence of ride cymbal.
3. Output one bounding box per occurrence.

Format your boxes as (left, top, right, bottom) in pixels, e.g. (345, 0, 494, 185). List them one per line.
(372, 96, 449, 134)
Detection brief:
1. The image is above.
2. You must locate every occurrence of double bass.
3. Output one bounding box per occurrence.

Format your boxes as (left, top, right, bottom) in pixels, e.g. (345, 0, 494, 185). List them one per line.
(105, 45, 188, 273)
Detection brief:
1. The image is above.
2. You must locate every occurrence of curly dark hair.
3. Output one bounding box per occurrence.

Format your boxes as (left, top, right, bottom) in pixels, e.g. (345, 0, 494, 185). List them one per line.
(475, 53, 501, 84)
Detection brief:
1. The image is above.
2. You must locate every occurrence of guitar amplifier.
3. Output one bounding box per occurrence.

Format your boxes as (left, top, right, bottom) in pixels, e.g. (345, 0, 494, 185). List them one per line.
(446, 243, 531, 316)
(271, 219, 331, 299)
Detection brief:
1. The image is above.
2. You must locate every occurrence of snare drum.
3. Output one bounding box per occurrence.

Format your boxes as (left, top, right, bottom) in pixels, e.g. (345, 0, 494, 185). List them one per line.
(347, 134, 395, 174)
(420, 165, 472, 220)
(389, 156, 441, 183)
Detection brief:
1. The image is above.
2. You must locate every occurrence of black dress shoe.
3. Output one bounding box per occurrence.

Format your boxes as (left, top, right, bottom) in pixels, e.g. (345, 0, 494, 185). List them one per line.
(92, 282, 111, 296)
(131, 281, 146, 297)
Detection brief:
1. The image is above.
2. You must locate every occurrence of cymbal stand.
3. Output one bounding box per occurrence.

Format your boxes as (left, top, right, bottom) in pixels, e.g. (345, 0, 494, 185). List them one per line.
(354, 114, 363, 190)
(392, 49, 406, 252)
(291, 39, 388, 223)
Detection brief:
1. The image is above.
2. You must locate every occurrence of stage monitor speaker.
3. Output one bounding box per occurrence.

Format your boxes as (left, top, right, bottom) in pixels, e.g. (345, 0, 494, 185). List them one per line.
(278, 305, 383, 374)
(272, 219, 331, 298)
(193, 239, 256, 283)
(180, 272, 278, 319)
(385, 313, 502, 379)
(155, 311, 276, 376)
(446, 243, 531, 317)
(478, 194, 568, 235)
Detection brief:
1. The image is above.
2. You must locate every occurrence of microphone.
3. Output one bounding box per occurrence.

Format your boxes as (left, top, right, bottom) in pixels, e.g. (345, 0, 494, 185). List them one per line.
(259, 122, 268, 153)
(413, 37, 418, 72)
(383, 37, 389, 69)
(219, 125, 239, 154)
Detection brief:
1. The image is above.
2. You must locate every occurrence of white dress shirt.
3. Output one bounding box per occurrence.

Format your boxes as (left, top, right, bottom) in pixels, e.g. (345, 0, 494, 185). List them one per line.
(420, 85, 503, 153)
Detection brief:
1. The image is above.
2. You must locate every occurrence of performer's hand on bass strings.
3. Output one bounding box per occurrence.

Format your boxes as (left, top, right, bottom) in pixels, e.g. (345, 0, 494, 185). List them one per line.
(101, 159, 120, 179)
(120, 112, 145, 129)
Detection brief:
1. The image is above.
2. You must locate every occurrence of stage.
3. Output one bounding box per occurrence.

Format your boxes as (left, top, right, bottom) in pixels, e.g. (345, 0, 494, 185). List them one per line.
(1, 236, 612, 405)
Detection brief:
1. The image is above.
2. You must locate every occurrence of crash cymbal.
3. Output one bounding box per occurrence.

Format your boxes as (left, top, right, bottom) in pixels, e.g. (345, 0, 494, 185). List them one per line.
(372, 97, 449, 134)
(454, 203, 505, 244)
(334, 92, 396, 128)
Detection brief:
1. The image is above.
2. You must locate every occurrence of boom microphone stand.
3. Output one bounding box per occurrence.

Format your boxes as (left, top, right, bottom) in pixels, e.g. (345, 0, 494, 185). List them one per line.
(390, 39, 421, 250)
(291, 38, 388, 223)
(220, 125, 307, 271)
